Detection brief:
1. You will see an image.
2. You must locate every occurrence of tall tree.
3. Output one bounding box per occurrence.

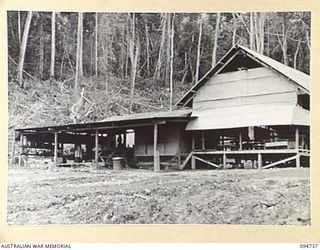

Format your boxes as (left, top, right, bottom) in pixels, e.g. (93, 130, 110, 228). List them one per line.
(17, 11, 21, 44)
(129, 13, 139, 113)
(195, 15, 203, 82)
(50, 11, 56, 79)
(211, 13, 220, 66)
(39, 12, 44, 79)
(17, 11, 32, 87)
(75, 12, 83, 90)
(154, 13, 167, 80)
(95, 12, 98, 77)
(169, 14, 175, 110)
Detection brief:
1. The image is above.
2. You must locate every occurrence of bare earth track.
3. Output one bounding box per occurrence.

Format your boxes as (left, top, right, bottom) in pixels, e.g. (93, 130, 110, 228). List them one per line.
(7, 166, 310, 225)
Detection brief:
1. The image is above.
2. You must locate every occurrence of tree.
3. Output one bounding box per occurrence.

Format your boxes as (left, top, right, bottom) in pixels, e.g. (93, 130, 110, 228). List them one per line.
(50, 11, 56, 79)
(75, 12, 83, 90)
(211, 13, 220, 66)
(17, 11, 32, 87)
(129, 13, 139, 113)
(195, 14, 203, 82)
(95, 12, 98, 77)
(169, 14, 175, 110)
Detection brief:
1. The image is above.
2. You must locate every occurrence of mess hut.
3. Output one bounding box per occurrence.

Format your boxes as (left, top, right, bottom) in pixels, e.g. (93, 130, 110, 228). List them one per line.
(13, 45, 310, 171)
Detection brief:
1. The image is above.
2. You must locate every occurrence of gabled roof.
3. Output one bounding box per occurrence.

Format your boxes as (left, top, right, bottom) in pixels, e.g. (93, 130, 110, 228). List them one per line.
(176, 44, 310, 107)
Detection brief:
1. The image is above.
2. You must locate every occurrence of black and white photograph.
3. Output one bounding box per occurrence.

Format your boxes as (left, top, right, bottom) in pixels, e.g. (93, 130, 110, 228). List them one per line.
(7, 11, 310, 226)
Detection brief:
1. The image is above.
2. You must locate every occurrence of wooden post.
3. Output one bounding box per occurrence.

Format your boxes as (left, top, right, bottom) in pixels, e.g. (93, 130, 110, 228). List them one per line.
(123, 131, 127, 148)
(296, 153, 301, 168)
(201, 131, 205, 150)
(11, 132, 16, 164)
(191, 134, 195, 150)
(54, 131, 58, 167)
(295, 127, 299, 150)
(154, 124, 160, 172)
(239, 131, 242, 150)
(18, 133, 23, 167)
(191, 155, 196, 170)
(95, 130, 99, 167)
(222, 135, 225, 151)
(223, 153, 227, 168)
(258, 153, 262, 170)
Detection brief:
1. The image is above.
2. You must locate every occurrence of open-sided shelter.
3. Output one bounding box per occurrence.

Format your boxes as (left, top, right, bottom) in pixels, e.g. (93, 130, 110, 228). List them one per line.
(13, 44, 310, 171)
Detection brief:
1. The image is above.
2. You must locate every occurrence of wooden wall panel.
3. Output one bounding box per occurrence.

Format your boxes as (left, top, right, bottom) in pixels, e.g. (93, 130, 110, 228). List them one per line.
(193, 67, 297, 110)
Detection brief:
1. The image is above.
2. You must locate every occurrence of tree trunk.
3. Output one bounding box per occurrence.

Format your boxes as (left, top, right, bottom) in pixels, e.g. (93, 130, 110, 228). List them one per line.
(294, 39, 301, 69)
(145, 20, 150, 77)
(153, 13, 167, 79)
(165, 13, 171, 86)
(232, 13, 237, 46)
(95, 12, 98, 77)
(211, 13, 220, 67)
(129, 13, 139, 114)
(79, 13, 83, 77)
(50, 11, 56, 79)
(17, 11, 32, 87)
(169, 14, 175, 110)
(39, 13, 44, 79)
(75, 12, 83, 90)
(195, 16, 203, 82)
(17, 11, 21, 44)
(249, 12, 255, 50)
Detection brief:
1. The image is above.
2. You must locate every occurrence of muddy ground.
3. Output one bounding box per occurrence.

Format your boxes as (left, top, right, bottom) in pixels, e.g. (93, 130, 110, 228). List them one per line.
(7, 165, 310, 225)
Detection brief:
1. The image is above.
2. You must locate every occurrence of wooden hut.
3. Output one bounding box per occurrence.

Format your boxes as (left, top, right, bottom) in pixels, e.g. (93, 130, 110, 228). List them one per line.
(13, 45, 310, 171)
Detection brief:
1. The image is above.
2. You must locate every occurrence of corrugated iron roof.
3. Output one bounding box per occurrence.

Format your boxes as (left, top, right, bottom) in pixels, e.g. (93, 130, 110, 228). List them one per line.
(177, 44, 310, 107)
(101, 109, 193, 122)
(16, 109, 193, 132)
(186, 104, 309, 130)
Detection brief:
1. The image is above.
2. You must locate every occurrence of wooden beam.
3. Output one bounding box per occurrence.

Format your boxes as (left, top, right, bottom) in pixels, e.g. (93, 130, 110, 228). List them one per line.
(191, 134, 195, 150)
(191, 155, 196, 170)
(223, 153, 227, 168)
(295, 127, 299, 150)
(54, 131, 58, 167)
(258, 153, 262, 170)
(18, 133, 23, 167)
(239, 131, 242, 150)
(10, 132, 16, 165)
(95, 130, 99, 167)
(154, 124, 160, 172)
(180, 151, 193, 170)
(262, 155, 297, 169)
(201, 131, 205, 150)
(296, 153, 301, 168)
(194, 149, 298, 155)
(123, 131, 127, 147)
(194, 156, 220, 168)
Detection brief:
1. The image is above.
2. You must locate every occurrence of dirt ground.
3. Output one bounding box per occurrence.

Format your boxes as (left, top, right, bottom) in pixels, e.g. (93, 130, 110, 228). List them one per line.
(7, 164, 310, 225)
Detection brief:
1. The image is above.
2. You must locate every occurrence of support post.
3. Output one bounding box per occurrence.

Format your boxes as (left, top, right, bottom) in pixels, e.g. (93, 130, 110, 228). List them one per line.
(54, 131, 58, 167)
(154, 124, 160, 172)
(296, 153, 301, 168)
(295, 127, 299, 150)
(191, 155, 196, 170)
(123, 131, 127, 148)
(18, 133, 23, 167)
(191, 134, 195, 150)
(201, 131, 205, 150)
(11, 131, 16, 165)
(258, 153, 262, 170)
(239, 131, 242, 150)
(95, 130, 99, 168)
(223, 153, 227, 168)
